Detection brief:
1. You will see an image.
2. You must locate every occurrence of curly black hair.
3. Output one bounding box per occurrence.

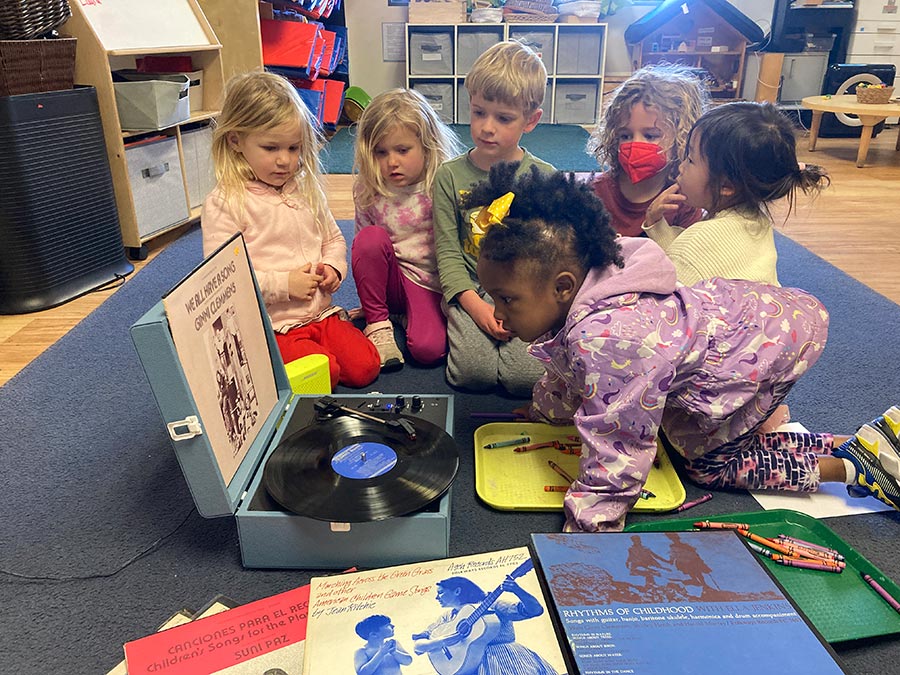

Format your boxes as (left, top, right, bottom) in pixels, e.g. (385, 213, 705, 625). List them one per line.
(461, 163, 624, 278)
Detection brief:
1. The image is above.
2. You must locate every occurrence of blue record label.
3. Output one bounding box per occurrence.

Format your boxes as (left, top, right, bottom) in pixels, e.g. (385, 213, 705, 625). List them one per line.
(332, 442, 398, 479)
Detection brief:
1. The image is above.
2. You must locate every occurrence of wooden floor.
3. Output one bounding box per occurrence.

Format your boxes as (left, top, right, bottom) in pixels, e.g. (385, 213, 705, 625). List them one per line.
(1, 126, 899, 387)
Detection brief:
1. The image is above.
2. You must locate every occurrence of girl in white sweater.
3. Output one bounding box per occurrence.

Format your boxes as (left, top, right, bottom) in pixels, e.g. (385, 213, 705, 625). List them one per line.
(642, 102, 830, 286)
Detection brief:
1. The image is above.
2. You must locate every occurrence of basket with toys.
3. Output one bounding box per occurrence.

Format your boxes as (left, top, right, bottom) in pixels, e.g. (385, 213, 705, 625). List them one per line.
(856, 83, 894, 104)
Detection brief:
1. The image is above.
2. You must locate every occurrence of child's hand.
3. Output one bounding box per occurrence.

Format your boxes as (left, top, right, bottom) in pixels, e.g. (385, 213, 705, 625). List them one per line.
(465, 294, 511, 341)
(512, 405, 531, 420)
(288, 262, 324, 301)
(316, 262, 341, 293)
(645, 184, 686, 226)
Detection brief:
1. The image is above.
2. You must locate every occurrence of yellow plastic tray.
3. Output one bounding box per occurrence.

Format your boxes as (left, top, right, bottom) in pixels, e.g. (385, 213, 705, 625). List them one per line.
(474, 423, 686, 512)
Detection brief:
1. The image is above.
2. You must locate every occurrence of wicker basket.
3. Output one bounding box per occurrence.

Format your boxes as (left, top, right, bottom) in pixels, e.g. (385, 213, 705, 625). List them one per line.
(856, 85, 894, 104)
(0, 0, 72, 40)
(503, 9, 560, 22)
(505, 0, 555, 11)
(0, 37, 76, 96)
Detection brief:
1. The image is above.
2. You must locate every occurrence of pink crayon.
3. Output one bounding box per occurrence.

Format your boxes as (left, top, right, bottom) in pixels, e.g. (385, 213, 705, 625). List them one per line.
(862, 573, 900, 613)
(674, 493, 712, 513)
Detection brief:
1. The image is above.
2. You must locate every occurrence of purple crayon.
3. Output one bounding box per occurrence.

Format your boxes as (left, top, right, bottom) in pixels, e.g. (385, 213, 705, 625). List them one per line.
(674, 493, 713, 513)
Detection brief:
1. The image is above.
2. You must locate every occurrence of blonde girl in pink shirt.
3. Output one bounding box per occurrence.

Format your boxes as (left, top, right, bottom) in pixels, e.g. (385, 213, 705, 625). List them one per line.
(351, 88, 463, 370)
(201, 71, 379, 388)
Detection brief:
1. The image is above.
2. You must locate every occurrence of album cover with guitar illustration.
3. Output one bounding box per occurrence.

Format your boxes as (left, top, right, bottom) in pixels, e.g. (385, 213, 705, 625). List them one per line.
(301, 548, 566, 675)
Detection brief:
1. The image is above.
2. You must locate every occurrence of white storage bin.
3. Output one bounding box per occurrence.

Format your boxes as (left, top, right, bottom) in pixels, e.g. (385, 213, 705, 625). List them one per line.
(507, 28, 555, 74)
(557, 29, 603, 75)
(458, 28, 503, 75)
(412, 82, 454, 125)
(848, 31, 900, 58)
(125, 135, 189, 238)
(554, 82, 599, 124)
(856, 3, 900, 22)
(181, 125, 216, 208)
(409, 30, 454, 75)
(113, 72, 191, 131)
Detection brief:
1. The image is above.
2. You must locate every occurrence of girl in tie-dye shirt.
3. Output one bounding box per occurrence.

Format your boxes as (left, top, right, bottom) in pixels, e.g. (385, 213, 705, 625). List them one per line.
(470, 165, 900, 533)
(351, 89, 463, 370)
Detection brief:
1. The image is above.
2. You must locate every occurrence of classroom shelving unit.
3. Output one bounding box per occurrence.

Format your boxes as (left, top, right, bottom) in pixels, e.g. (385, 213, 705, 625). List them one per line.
(406, 21, 607, 125)
(63, 0, 225, 259)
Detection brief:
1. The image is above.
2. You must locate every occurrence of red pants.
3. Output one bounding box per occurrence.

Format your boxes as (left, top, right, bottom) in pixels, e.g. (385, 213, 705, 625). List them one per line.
(275, 313, 379, 389)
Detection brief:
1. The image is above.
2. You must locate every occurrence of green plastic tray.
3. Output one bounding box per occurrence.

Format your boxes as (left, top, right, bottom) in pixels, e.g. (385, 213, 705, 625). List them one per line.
(626, 509, 900, 643)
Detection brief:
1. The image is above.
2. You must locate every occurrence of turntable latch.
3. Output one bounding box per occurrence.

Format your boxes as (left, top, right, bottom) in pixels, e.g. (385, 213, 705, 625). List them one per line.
(167, 415, 203, 441)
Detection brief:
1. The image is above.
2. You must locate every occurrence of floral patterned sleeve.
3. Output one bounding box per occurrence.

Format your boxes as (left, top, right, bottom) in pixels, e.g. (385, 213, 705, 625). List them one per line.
(560, 338, 675, 533)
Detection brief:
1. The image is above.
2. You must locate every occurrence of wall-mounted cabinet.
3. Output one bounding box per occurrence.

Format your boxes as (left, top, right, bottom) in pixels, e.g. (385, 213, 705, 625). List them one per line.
(406, 22, 607, 125)
(63, 0, 225, 259)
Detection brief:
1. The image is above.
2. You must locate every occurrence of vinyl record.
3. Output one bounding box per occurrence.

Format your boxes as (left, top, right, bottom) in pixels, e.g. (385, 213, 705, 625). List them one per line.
(263, 414, 459, 522)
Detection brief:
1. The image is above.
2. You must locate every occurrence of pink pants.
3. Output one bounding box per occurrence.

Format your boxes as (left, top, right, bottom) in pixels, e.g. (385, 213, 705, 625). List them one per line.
(275, 313, 379, 389)
(351, 226, 447, 365)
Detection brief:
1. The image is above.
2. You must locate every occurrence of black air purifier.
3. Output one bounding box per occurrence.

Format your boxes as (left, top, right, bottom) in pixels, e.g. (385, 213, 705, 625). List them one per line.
(818, 63, 897, 138)
(0, 86, 133, 314)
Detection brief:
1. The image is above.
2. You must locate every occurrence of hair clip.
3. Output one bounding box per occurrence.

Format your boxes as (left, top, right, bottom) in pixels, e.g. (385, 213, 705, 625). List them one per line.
(475, 191, 515, 229)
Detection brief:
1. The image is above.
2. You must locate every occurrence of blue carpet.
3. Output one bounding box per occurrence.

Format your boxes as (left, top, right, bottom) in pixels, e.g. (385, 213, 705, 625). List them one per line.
(321, 124, 597, 174)
(1, 226, 898, 674)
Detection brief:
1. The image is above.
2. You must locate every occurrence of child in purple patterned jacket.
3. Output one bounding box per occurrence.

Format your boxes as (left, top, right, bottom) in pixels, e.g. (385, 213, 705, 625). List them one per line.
(351, 88, 463, 371)
(470, 163, 900, 533)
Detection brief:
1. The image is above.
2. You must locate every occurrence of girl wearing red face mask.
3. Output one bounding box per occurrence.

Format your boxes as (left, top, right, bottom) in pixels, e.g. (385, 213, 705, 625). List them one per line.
(587, 65, 708, 237)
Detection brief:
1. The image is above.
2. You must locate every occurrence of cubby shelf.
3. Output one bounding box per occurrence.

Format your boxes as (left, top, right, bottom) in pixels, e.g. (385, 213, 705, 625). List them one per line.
(406, 22, 608, 125)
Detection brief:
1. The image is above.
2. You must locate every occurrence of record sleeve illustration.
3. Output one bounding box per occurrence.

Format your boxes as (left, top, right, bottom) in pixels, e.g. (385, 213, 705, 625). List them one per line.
(163, 234, 278, 485)
(210, 306, 260, 454)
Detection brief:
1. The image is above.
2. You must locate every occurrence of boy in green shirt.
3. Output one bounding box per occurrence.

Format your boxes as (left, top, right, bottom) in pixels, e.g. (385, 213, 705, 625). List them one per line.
(432, 41, 555, 396)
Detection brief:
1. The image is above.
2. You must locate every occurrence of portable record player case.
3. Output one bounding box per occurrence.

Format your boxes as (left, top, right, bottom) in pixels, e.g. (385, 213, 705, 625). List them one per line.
(130, 255, 452, 570)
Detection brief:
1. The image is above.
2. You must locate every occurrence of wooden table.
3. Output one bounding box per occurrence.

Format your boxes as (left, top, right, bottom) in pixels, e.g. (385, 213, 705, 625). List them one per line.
(801, 95, 900, 167)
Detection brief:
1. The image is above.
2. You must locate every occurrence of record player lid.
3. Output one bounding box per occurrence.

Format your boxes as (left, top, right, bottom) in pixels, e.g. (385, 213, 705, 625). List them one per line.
(131, 233, 295, 519)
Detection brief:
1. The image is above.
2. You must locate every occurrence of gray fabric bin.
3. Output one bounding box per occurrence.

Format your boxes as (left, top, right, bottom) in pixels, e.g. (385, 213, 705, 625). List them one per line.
(557, 31, 603, 75)
(554, 82, 599, 124)
(113, 71, 191, 130)
(409, 31, 454, 75)
(507, 29, 554, 74)
(457, 83, 470, 124)
(457, 29, 502, 75)
(412, 82, 454, 124)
